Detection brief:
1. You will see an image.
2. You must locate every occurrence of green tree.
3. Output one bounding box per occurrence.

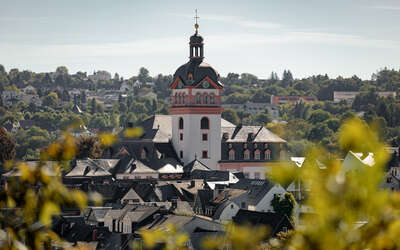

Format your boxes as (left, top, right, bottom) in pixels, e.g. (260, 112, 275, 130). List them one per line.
(42, 92, 59, 107)
(138, 67, 150, 83)
(0, 126, 16, 163)
(222, 108, 240, 125)
(308, 109, 331, 124)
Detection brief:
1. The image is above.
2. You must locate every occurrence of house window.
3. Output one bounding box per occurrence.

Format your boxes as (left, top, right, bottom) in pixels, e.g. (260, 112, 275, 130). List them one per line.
(282, 227, 288, 233)
(202, 133, 208, 141)
(254, 172, 260, 179)
(265, 149, 271, 160)
(180, 151, 183, 159)
(243, 143, 247, 149)
(244, 149, 250, 160)
(174, 93, 178, 104)
(201, 117, 209, 129)
(231, 204, 234, 209)
(140, 148, 147, 159)
(229, 149, 235, 160)
(203, 94, 208, 104)
(183, 94, 186, 104)
(241, 202, 246, 209)
(179, 117, 184, 129)
(180, 133, 183, 141)
(244, 172, 249, 178)
(210, 94, 215, 104)
(254, 149, 261, 160)
(196, 94, 201, 104)
(202, 151, 208, 159)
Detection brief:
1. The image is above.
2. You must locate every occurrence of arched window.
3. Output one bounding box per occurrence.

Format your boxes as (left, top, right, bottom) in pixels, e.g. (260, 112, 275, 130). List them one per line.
(201, 117, 209, 129)
(203, 94, 208, 104)
(254, 149, 261, 160)
(174, 93, 178, 104)
(196, 93, 201, 104)
(140, 148, 147, 160)
(210, 94, 215, 104)
(265, 149, 271, 160)
(178, 94, 181, 104)
(244, 149, 250, 160)
(229, 149, 235, 160)
(183, 94, 186, 104)
(179, 117, 184, 130)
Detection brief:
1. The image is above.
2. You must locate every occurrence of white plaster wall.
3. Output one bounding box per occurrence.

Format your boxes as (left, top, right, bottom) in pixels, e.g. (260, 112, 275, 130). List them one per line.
(242, 167, 267, 179)
(172, 113, 221, 170)
(255, 185, 286, 212)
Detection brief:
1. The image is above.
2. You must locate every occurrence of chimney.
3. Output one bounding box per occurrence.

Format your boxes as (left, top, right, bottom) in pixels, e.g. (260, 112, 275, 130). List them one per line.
(92, 229, 97, 241)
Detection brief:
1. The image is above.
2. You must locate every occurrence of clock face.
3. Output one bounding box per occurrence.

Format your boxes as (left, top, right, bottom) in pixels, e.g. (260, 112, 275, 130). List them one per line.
(177, 82, 184, 89)
(202, 81, 210, 88)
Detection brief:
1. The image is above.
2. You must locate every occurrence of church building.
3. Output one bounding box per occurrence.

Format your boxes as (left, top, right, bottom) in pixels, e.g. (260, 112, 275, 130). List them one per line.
(109, 20, 286, 179)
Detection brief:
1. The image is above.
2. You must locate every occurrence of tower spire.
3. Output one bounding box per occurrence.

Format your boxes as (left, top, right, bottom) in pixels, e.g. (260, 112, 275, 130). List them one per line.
(194, 9, 200, 34)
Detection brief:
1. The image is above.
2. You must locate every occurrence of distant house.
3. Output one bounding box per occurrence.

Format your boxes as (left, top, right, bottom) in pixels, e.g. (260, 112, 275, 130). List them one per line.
(119, 81, 133, 93)
(270, 95, 317, 105)
(65, 158, 120, 183)
(1, 90, 42, 106)
(88, 70, 112, 82)
(333, 91, 396, 103)
(211, 179, 287, 222)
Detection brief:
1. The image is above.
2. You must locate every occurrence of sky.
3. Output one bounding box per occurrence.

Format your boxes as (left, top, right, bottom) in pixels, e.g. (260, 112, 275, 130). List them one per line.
(0, 0, 399, 80)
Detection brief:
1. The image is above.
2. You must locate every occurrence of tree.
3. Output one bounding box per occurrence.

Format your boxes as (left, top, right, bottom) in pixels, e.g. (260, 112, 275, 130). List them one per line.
(308, 109, 331, 124)
(75, 136, 103, 159)
(42, 92, 59, 107)
(138, 67, 150, 83)
(90, 98, 97, 114)
(222, 108, 240, 125)
(56, 66, 69, 75)
(271, 192, 296, 223)
(0, 126, 16, 163)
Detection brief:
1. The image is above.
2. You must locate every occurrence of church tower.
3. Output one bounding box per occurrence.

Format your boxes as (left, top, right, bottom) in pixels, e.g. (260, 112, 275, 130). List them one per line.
(169, 11, 223, 170)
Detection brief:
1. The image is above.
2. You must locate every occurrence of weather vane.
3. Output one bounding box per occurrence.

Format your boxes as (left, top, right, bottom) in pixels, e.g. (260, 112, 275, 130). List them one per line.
(194, 9, 200, 33)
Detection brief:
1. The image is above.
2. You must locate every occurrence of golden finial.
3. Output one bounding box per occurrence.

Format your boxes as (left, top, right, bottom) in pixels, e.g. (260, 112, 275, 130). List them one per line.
(194, 9, 200, 34)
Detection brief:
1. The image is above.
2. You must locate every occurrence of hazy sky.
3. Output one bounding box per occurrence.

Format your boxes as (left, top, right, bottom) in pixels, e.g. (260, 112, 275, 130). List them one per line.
(1, 0, 399, 80)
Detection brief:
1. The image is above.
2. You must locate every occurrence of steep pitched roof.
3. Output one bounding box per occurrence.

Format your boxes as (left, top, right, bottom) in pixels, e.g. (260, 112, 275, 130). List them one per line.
(223, 125, 286, 143)
(66, 159, 119, 177)
(184, 159, 210, 173)
(121, 188, 144, 203)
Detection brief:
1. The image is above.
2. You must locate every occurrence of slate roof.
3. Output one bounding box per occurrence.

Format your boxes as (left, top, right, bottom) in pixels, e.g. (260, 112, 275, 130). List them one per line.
(232, 209, 294, 236)
(184, 159, 210, 173)
(230, 179, 275, 206)
(116, 158, 157, 174)
(121, 188, 144, 203)
(84, 207, 112, 223)
(66, 159, 119, 177)
(222, 125, 286, 143)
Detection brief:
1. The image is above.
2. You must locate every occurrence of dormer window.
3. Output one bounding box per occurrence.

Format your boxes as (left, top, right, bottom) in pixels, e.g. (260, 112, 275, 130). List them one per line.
(264, 143, 269, 148)
(229, 149, 235, 160)
(202, 81, 210, 88)
(223, 133, 229, 140)
(254, 149, 261, 160)
(244, 149, 250, 160)
(248, 133, 255, 140)
(140, 148, 147, 160)
(243, 143, 247, 149)
(254, 143, 258, 148)
(265, 149, 271, 160)
(228, 143, 232, 149)
(188, 73, 193, 81)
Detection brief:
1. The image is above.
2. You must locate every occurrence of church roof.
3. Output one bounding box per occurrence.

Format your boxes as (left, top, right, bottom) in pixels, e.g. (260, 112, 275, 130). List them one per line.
(173, 61, 222, 87)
